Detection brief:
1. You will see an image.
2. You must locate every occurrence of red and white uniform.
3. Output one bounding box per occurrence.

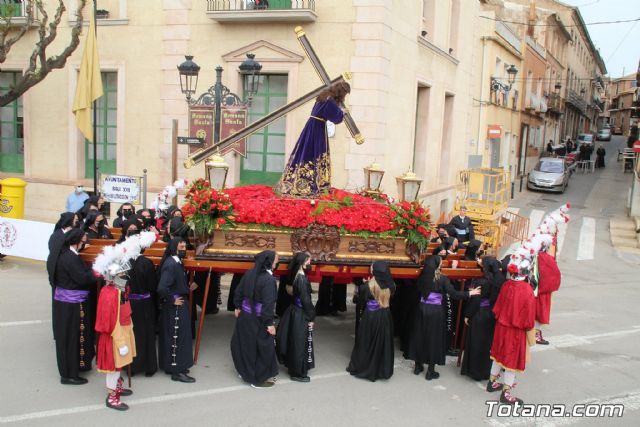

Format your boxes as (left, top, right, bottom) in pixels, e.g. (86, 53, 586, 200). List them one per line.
(535, 252, 561, 325)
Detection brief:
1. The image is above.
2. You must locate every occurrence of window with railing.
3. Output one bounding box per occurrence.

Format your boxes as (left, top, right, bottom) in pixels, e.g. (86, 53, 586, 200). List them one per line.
(85, 72, 117, 178)
(0, 0, 23, 18)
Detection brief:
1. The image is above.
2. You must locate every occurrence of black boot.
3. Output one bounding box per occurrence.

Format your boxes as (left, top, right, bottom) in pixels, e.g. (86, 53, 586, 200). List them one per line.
(425, 364, 440, 380)
(413, 363, 424, 375)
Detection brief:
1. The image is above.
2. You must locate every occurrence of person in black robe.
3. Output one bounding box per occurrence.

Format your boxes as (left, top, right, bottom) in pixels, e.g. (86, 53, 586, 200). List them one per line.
(157, 237, 196, 383)
(227, 273, 244, 311)
(53, 229, 96, 384)
(407, 255, 480, 380)
(315, 277, 347, 316)
(595, 145, 606, 168)
(461, 256, 505, 381)
(449, 206, 474, 244)
(125, 226, 158, 377)
(276, 252, 315, 382)
(84, 211, 113, 239)
(390, 278, 419, 357)
(77, 195, 102, 219)
(112, 203, 135, 228)
(347, 261, 396, 382)
(275, 273, 293, 318)
(47, 212, 80, 337)
(231, 250, 280, 388)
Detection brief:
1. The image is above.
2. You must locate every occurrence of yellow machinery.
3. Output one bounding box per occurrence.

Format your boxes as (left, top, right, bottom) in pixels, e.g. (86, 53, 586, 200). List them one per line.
(454, 168, 528, 254)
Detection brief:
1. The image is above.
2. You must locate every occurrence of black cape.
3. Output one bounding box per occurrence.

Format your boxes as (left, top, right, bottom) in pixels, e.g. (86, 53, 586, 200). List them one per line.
(230, 253, 279, 385)
(347, 281, 395, 381)
(157, 256, 193, 374)
(276, 272, 315, 377)
(53, 248, 96, 378)
(461, 257, 505, 380)
(129, 255, 158, 376)
(407, 275, 468, 366)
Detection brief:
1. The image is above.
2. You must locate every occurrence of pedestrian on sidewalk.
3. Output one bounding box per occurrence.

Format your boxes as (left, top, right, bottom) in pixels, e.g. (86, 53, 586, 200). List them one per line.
(65, 183, 89, 213)
(595, 145, 606, 168)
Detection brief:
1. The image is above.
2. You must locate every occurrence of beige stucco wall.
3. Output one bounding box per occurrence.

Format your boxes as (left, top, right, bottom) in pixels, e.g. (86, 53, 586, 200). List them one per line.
(1, 0, 478, 222)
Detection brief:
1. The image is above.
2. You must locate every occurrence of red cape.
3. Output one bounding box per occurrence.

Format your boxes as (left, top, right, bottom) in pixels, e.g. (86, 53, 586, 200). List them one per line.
(536, 252, 561, 324)
(490, 279, 535, 372)
(95, 285, 132, 372)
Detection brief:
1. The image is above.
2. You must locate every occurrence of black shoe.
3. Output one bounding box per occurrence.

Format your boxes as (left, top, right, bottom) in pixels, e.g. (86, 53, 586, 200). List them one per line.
(446, 348, 460, 357)
(119, 388, 133, 397)
(413, 364, 424, 375)
(425, 370, 440, 380)
(181, 369, 190, 374)
(61, 376, 88, 385)
(500, 389, 524, 405)
(486, 380, 502, 393)
(106, 396, 129, 411)
(171, 372, 196, 383)
(290, 376, 310, 383)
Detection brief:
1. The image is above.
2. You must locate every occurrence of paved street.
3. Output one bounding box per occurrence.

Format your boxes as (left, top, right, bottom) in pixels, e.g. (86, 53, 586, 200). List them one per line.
(1, 136, 640, 426)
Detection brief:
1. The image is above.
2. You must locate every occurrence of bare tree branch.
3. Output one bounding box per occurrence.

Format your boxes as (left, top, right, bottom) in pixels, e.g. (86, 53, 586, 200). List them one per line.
(0, 0, 88, 107)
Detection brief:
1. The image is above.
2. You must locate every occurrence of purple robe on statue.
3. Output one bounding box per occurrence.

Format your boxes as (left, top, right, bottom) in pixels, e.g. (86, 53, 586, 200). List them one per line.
(275, 98, 344, 197)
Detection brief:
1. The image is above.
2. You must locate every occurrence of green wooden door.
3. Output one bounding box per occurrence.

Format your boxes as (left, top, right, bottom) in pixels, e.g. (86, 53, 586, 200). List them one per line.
(240, 75, 287, 186)
(0, 72, 24, 173)
(85, 72, 117, 178)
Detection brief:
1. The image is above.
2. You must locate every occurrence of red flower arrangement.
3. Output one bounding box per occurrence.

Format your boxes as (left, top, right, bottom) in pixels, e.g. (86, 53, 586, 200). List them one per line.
(181, 178, 235, 235)
(184, 183, 433, 249)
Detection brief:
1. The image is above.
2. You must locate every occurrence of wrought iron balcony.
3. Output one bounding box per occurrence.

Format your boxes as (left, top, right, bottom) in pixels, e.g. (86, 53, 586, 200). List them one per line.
(0, 0, 38, 27)
(206, 0, 317, 23)
(547, 93, 563, 114)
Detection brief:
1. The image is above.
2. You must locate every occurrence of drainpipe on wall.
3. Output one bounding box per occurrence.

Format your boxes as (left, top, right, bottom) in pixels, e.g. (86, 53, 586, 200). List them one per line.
(477, 37, 488, 159)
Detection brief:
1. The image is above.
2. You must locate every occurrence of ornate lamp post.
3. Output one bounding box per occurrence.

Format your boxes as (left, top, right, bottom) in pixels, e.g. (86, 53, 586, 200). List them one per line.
(177, 54, 262, 144)
(238, 53, 263, 104)
(177, 55, 200, 103)
(506, 64, 518, 88)
(363, 162, 385, 195)
(205, 151, 230, 190)
(396, 169, 423, 202)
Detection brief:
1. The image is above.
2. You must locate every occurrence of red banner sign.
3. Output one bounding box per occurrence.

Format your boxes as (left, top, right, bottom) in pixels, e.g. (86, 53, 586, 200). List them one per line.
(219, 107, 248, 157)
(188, 105, 214, 155)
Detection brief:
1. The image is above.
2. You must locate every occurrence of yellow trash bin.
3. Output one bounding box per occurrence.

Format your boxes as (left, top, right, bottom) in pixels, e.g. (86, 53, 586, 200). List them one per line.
(0, 177, 27, 219)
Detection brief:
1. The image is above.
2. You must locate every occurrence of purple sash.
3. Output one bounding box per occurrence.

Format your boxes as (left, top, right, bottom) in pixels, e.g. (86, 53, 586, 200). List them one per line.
(241, 298, 263, 317)
(293, 297, 303, 308)
(366, 300, 381, 312)
(479, 298, 491, 308)
(53, 288, 89, 303)
(129, 292, 151, 301)
(420, 292, 443, 306)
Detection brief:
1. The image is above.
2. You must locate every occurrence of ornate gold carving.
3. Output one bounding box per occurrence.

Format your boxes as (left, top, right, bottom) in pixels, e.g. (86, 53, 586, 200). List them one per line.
(404, 242, 423, 264)
(183, 158, 195, 169)
(224, 234, 276, 249)
(291, 224, 340, 261)
(348, 240, 396, 254)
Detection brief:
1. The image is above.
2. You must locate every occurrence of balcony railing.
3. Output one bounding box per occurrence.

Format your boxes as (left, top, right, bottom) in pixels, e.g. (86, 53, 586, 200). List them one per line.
(547, 93, 563, 114)
(0, 0, 39, 26)
(206, 0, 317, 23)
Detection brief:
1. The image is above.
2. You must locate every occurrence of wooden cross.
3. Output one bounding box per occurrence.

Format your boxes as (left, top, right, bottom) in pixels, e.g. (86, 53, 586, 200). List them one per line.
(184, 27, 364, 169)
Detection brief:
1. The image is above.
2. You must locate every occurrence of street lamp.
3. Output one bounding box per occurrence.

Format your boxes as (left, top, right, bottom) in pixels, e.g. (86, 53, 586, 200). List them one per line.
(554, 82, 562, 93)
(363, 162, 385, 194)
(177, 55, 200, 103)
(396, 169, 423, 202)
(205, 151, 230, 190)
(506, 65, 518, 87)
(238, 53, 263, 102)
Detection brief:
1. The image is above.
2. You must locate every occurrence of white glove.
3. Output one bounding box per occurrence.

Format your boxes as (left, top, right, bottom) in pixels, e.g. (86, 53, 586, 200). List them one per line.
(119, 345, 129, 356)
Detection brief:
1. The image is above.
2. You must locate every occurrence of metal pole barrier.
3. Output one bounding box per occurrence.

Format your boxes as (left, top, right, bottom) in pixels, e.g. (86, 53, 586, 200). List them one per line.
(519, 175, 523, 192)
(142, 168, 148, 209)
(511, 181, 515, 199)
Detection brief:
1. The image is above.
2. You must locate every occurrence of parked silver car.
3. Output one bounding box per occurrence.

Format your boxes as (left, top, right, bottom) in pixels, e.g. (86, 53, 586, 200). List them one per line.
(527, 157, 570, 193)
(596, 128, 611, 141)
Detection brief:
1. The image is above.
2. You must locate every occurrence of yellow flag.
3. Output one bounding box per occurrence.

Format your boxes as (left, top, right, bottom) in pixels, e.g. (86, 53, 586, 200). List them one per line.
(72, 6, 103, 142)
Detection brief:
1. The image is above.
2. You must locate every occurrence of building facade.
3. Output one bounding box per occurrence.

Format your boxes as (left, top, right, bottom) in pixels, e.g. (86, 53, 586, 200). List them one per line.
(607, 74, 639, 137)
(1, 0, 479, 222)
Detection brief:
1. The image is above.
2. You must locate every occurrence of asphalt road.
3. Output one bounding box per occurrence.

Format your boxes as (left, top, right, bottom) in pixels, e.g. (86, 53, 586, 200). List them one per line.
(1, 135, 639, 426)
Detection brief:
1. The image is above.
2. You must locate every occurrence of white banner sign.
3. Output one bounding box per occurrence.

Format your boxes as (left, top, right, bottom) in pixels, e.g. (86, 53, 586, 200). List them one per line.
(101, 175, 141, 204)
(0, 217, 53, 261)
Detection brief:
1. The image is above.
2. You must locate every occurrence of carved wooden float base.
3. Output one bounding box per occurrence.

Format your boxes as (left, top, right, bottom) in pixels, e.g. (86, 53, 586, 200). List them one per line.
(199, 224, 421, 265)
